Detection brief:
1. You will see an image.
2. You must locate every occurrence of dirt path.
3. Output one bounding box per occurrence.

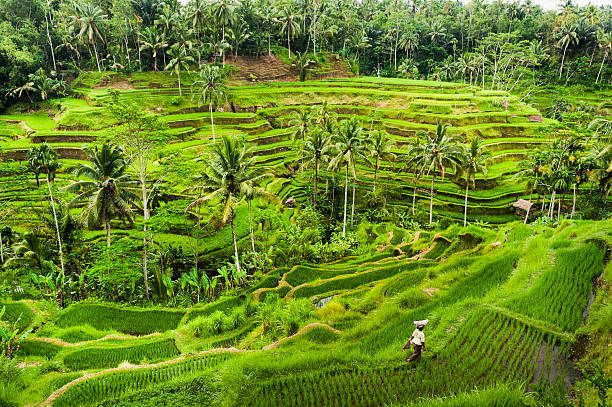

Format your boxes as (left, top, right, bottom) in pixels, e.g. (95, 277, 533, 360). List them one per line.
(27, 332, 162, 348)
(42, 347, 247, 406)
(263, 323, 342, 350)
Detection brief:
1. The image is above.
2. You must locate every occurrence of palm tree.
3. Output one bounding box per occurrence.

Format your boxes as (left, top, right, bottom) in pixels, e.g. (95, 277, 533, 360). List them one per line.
(595, 31, 612, 84)
(366, 130, 395, 194)
(289, 108, 311, 174)
(7, 233, 49, 273)
(329, 117, 368, 237)
(399, 30, 418, 59)
(556, 23, 579, 79)
(409, 122, 463, 225)
(227, 20, 250, 58)
(35, 144, 65, 275)
(293, 52, 314, 82)
(166, 44, 194, 96)
(185, 136, 271, 273)
(73, 2, 107, 72)
(311, 99, 335, 129)
(139, 26, 168, 72)
(131, 0, 160, 26)
(278, 7, 300, 58)
(212, 0, 236, 67)
(302, 129, 331, 208)
(460, 138, 490, 227)
(192, 65, 229, 143)
(429, 19, 447, 45)
(243, 180, 279, 252)
(65, 144, 136, 247)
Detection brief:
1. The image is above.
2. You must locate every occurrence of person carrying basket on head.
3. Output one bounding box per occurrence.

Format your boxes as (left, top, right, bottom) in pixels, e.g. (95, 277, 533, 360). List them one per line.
(403, 319, 428, 363)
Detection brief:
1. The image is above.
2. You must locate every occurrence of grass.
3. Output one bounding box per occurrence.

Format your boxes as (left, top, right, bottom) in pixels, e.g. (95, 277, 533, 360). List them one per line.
(56, 304, 185, 335)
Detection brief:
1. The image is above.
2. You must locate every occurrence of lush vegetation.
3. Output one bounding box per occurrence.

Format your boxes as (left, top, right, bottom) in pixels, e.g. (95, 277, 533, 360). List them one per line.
(0, 0, 610, 406)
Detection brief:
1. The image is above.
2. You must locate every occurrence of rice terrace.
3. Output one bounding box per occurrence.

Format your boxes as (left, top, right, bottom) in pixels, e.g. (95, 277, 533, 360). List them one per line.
(0, 0, 611, 406)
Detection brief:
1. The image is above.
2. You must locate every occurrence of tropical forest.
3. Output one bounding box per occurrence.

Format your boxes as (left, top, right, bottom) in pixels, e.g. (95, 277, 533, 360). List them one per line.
(0, 0, 611, 405)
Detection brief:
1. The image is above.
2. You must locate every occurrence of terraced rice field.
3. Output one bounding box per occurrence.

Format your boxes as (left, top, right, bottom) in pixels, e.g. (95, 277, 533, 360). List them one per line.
(0, 73, 551, 248)
(10, 220, 609, 406)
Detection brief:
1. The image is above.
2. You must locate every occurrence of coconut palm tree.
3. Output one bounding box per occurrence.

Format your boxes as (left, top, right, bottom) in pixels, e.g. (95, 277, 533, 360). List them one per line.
(72, 2, 107, 72)
(34, 144, 65, 275)
(212, 0, 236, 67)
(293, 51, 315, 82)
(185, 136, 271, 273)
(556, 23, 579, 79)
(65, 144, 137, 247)
(243, 179, 279, 252)
(278, 7, 300, 58)
(460, 138, 490, 227)
(329, 117, 368, 237)
(366, 130, 395, 194)
(7, 233, 50, 273)
(166, 44, 194, 96)
(289, 108, 312, 174)
(311, 99, 335, 129)
(302, 129, 332, 208)
(227, 20, 250, 58)
(595, 31, 612, 84)
(139, 26, 168, 72)
(409, 122, 463, 225)
(192, 65, 229, 143)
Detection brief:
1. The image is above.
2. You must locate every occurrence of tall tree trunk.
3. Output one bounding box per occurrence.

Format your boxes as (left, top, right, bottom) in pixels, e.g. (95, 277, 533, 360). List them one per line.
(541, 193, 547, 212)
(373, 157, 379, 194)
(141, 182, 150, 299)
(248, 201, 255, 252)
(342, 163, 348, 237)
(230, 214, 240, 273)
(429, 169, 435, 225)
(548, 190, 556, 218)
(314, 158, 319, 208)
(524, 204, 531, 224)
(559, 45, 567, 79)
(93, 40, 101, 72)
(105, 221, 111, 247)
(351, 178, 356, 227)
(177, 70, 182, 96)
(288, 29, 291, 59)
(45, 7, 56, 71)
(571, 183, 576, 219)
(596, 52, 607, 84)
(47, 177, 64, 275)
(412, 179, 417, 215)
(222, 25, 226, 68)
(558, 193, 562, 221)
(463, 180, 469, 227)
(0, 229, 3, 264)
(210, 102, 215, 142)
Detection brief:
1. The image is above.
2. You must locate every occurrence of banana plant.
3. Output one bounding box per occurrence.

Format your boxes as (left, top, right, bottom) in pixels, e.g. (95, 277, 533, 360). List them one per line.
(209, 276, 218, 298)
(217, 265, 230, 292)
(186, 269, 201, 302)
(161, 274, 174, 298)
(200, 273, 210, 302)
(0, 306, 31, 358)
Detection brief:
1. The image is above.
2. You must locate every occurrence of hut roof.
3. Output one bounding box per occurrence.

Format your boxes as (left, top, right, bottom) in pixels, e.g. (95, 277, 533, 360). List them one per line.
(512, 199, 533, 211)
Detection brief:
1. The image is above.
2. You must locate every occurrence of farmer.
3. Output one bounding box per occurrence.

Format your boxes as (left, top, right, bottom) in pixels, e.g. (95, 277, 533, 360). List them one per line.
(404, 322, 427, 363)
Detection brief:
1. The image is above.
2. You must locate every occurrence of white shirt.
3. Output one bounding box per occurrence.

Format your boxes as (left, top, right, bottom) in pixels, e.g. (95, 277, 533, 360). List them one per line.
(411, 329, 425, 346)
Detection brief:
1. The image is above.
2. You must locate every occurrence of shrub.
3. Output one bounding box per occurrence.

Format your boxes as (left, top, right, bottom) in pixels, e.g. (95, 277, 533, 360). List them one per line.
(397, 288, 430, 309)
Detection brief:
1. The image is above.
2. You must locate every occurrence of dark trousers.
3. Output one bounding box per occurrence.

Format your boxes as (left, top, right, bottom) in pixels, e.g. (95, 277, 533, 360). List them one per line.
(407, 344, 422, 362)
